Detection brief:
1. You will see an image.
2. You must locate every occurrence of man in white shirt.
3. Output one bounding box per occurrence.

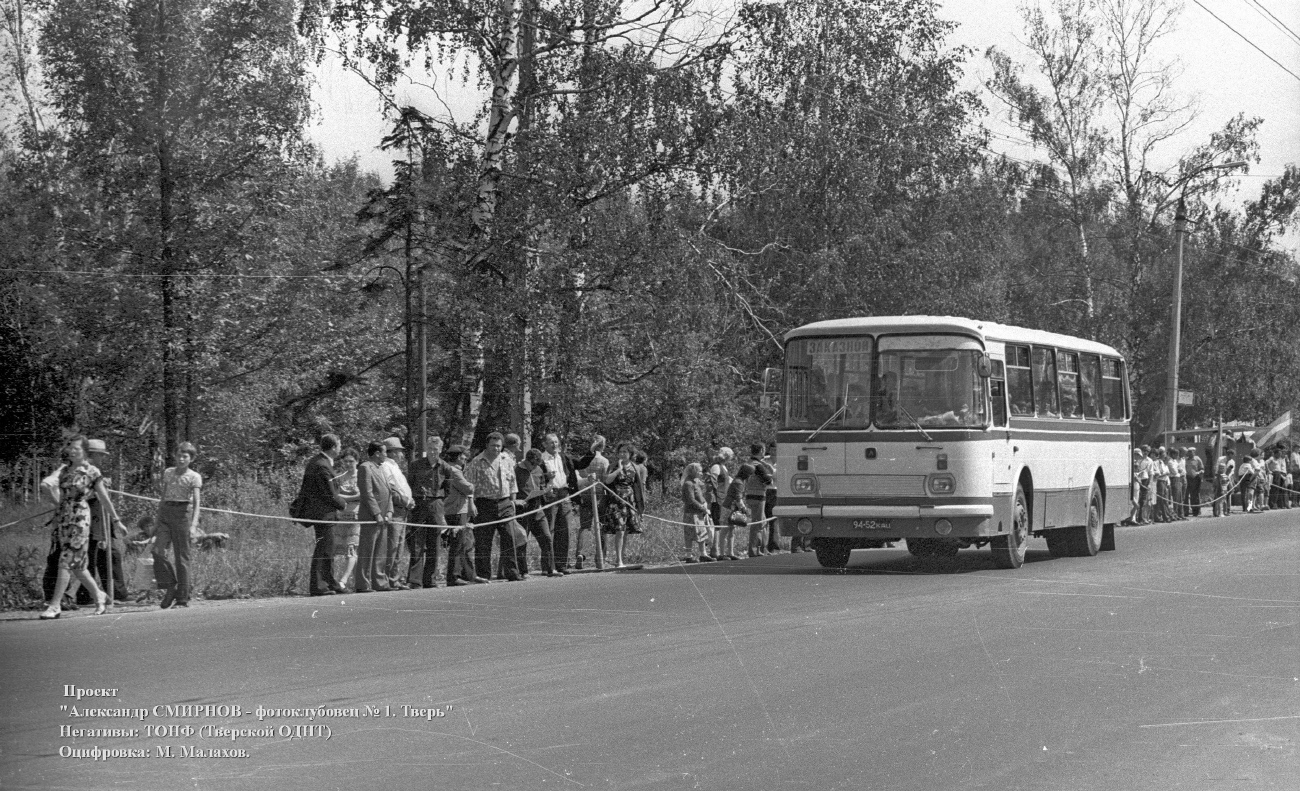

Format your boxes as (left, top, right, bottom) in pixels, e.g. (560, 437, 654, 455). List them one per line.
(381, 437, 414, 589)
(466, 433, 521, 581)
(541, 433, 577, 574)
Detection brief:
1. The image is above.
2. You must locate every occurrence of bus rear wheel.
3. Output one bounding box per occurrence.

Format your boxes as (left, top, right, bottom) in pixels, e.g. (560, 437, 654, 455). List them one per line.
(813, 538, 852, 569)
(991, 485, 1030, 569)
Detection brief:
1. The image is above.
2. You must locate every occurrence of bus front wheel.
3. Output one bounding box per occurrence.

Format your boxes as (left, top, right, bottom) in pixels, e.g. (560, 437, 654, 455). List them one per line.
(990, 486, 1030, 569)
(813, 538, 852, 569)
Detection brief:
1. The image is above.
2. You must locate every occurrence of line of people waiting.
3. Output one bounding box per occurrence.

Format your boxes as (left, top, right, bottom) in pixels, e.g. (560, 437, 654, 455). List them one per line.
(1127, 442, 1298, 525)
(295, 430, 650, 597)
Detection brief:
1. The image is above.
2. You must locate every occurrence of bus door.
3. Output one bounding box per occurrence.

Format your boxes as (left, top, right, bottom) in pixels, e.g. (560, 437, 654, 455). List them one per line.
(989, 358, 1013, 494)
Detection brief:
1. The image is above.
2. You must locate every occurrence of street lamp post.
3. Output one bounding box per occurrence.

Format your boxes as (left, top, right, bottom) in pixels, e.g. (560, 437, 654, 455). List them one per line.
(1164, 160, 1247, 438)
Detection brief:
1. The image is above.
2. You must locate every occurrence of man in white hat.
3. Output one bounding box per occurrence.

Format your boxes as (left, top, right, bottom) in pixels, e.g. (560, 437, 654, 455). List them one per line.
(381, 436, 414, 588)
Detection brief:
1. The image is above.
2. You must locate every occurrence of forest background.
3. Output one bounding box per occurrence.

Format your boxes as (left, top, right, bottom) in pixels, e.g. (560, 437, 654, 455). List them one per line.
(2, 0, 1298, 494)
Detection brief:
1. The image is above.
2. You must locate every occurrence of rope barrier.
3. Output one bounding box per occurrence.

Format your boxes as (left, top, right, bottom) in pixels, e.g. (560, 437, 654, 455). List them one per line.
(595, 482, 776, 529)
(0, 508, 55, 531)
(110, 482, 601, 531)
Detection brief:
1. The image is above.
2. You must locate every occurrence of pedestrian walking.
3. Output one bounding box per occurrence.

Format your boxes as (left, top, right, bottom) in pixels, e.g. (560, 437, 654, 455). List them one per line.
(38, 436, 117, 619)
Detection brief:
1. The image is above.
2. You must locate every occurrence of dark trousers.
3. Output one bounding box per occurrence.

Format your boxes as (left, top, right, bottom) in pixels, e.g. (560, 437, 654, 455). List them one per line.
(1270, 473, 1288, 509)
(764, 491, 779, 550)
(473, 498, 519, 581)
(546, 496, 575, 570)
(1187, 475, 1202, 515)
(520, 499, 555, 574)
(444, 511, 477, 584)
(308, 523, 338, 594)
(355, 521, 389, 591)
(153, 502, 192, 603)
(407, 499, 445, 587)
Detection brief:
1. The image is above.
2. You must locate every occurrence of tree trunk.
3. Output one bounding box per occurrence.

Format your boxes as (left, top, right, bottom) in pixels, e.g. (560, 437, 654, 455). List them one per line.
(156, 0, 181, 454)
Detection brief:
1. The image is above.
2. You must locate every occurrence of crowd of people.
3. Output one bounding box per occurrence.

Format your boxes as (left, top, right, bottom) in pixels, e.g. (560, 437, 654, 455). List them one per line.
(1126, 442, 1299, 525)
(32, 430, 1297, 616)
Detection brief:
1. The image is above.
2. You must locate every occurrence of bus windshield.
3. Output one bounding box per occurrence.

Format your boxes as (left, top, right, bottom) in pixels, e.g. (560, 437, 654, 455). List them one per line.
(875, 336, 988, 429)
(784, 337, 874, 430)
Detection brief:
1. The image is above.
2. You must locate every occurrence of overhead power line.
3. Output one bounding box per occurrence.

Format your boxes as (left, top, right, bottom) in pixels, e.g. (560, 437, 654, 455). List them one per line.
(1193, 0, 1300, 84)
(1244, 0, 1300, 47)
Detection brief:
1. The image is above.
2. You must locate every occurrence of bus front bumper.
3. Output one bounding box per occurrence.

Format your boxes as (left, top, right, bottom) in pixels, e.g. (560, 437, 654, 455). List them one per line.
(774, 503, 998, 540)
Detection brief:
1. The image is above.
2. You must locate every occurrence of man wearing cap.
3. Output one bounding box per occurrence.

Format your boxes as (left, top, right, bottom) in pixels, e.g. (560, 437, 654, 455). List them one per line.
(380, 436, 415, 589)
(466, 432, 522, 581)
(406, 436, 448, 588)
(41, 438, 130, 604)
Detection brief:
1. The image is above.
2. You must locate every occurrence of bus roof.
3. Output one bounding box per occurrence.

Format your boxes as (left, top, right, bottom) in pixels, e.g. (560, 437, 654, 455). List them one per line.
(783, 315, 1123, 358)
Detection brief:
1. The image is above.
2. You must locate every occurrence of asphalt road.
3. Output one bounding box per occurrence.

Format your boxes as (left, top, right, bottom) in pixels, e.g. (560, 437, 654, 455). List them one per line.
(3, 508, 1299, 790)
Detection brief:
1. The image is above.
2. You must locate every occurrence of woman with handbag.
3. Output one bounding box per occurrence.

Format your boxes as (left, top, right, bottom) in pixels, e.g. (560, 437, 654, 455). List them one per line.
(680, 463, 714, 562)
(715, 463, 751, 561)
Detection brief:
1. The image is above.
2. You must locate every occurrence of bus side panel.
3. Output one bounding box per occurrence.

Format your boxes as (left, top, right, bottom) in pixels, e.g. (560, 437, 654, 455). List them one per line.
(1105, 485, 1129, 524)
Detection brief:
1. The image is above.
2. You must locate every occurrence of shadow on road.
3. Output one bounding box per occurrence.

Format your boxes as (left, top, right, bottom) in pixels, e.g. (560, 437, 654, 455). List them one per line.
(632, 547, 1063, 576)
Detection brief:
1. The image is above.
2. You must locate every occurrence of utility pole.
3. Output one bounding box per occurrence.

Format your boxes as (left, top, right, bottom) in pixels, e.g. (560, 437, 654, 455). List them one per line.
(1165, 197, 1187, 437)
(1162, 160, 1247, 440)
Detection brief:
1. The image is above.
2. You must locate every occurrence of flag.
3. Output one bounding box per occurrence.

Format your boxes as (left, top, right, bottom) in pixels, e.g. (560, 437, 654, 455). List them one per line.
(1251, 411, 1292, 449)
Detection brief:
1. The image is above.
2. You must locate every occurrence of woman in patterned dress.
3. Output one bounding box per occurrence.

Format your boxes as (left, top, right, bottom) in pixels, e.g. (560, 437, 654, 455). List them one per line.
(601, 443, 644, 568)
(41, 436, 113, 619)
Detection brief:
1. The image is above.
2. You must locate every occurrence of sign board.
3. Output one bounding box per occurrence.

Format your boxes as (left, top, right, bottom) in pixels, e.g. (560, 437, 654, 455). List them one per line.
(1177, 390, 1194, 406)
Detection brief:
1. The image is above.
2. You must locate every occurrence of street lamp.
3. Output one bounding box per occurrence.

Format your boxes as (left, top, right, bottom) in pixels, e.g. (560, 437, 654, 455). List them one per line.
(1165, 159, 1248, 438)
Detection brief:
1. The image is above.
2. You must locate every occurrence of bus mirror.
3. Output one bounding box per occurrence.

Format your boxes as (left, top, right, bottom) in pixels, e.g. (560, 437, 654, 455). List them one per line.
(977, 354, 993, 379)
(761, 367, 783, 410)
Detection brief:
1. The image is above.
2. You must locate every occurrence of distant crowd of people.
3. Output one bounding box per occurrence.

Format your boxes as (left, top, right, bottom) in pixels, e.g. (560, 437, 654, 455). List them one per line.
(679, 442, 789, 562)
(1127, 442, 1299, 524)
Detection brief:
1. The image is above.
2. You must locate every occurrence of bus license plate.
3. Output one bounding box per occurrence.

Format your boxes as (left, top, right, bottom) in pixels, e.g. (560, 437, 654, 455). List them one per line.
(852, 519, 890, 530)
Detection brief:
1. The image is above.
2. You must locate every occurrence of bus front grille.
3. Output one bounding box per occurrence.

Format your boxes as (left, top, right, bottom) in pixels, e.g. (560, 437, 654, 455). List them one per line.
(817, 475, 928, 498)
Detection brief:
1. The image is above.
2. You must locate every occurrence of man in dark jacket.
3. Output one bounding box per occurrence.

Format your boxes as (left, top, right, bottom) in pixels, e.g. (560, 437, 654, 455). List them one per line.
(516, 448, 559, 576)
(300, 434, 347, 596)
(407, 436, 449, 588)
(355, 441, 394, 592)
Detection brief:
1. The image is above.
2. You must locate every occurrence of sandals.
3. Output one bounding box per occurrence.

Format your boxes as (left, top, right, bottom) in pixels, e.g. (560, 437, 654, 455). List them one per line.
(39, 605, 61, 620)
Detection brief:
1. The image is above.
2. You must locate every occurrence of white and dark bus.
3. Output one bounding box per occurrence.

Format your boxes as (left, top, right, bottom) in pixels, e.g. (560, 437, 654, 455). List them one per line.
(771, 316, 1132, 569)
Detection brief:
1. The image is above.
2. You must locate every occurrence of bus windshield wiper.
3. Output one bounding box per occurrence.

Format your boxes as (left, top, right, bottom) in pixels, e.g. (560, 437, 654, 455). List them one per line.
(896, 403, 934, 442)
(806, 404, 847, 443)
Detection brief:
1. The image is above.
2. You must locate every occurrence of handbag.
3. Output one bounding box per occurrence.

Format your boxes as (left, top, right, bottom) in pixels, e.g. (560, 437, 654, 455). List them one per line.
(728, 509, 749, 528)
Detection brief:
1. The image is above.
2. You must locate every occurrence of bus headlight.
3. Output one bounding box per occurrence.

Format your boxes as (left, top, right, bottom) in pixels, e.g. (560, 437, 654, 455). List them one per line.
(790, 475, 818, 495)
(928, 473, 955, 495)
(797, 518, 814, 535)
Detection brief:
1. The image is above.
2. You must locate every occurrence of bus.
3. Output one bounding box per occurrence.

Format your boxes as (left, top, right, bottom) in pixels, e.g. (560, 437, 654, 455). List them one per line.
(771, 316, 1132, 569)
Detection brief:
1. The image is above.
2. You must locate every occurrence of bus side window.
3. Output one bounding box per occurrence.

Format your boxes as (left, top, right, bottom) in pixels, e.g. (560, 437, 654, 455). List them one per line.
(990, 360, 1008, 427)
(1101, 358, 1126, 420)
(1079, 354, 1101, 419)
(1057, 351, 1081, 418)
(1031, 347, 1059, 417)
(1006, 345, 1033, 416)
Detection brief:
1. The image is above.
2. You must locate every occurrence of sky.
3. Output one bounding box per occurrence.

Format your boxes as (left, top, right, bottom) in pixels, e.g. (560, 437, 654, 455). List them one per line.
(308, 0, 1300, 250)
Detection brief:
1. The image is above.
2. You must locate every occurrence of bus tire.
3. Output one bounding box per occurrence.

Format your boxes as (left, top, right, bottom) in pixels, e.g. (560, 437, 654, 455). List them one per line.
(1073, 485, 1104, 557)
(990, 485, 1030, 569)
(1100, 523, 1116, 551)
(906, 538, 926, 557)
(813, 539, 852, 569)
(1044, 529, 1072, 557)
